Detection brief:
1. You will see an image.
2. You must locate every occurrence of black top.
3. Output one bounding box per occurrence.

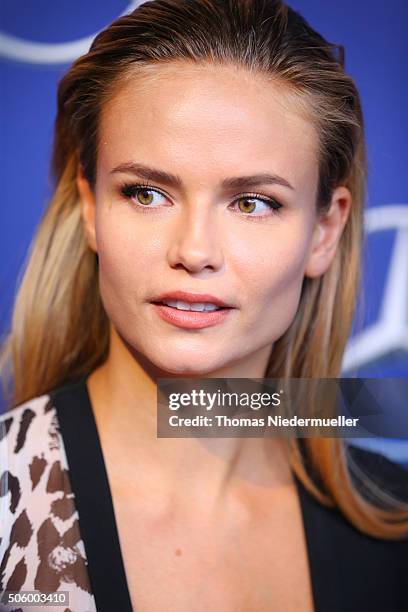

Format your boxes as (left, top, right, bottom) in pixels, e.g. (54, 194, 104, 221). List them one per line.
(51, 377, 408, 612)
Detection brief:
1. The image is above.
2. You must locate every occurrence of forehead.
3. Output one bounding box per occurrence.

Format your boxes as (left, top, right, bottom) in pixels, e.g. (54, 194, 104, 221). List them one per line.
(98, 62, 319, 191)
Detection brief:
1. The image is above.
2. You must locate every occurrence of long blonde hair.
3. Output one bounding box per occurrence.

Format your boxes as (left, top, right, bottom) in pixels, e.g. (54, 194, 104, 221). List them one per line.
(1, 0, 407, 538)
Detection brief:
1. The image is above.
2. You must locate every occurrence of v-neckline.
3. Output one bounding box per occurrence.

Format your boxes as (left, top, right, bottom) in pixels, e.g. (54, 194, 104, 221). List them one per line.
(52, 375, 342, 612)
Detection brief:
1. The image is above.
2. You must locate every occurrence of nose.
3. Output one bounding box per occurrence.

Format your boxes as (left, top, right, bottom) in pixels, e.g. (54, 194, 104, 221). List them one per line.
(167, 202, 224, 273)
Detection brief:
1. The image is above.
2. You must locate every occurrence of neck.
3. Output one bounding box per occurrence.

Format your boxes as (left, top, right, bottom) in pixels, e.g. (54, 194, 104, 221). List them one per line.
(86, 324, 293, 508)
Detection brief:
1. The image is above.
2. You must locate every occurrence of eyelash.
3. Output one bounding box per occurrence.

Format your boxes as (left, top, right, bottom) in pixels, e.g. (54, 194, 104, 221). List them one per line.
(118, 180, 283, 219)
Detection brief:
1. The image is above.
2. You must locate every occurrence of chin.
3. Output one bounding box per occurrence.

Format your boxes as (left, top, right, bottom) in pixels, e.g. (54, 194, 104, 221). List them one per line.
(154, 356, 225, 377)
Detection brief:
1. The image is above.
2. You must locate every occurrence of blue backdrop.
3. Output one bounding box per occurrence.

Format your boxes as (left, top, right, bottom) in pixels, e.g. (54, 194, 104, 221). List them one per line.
(1, 1, 407, 463)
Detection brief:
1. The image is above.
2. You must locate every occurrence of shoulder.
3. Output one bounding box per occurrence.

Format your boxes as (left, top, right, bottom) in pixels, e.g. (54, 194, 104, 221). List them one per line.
(0, 392, 58, 458)
(0, 377, 88, 460)
(298, 443, 408, 606)
(341, 445, 408, 561)
(346, 443, 408, 506)
(0, 392, 66, 518)
(0, 392, 63, 539)
(0, 387, 96, 606)
(299, 443, 408, 547)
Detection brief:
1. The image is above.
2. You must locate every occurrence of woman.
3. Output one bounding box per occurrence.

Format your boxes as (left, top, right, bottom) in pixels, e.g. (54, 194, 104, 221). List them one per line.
(1, 1, 407, 611)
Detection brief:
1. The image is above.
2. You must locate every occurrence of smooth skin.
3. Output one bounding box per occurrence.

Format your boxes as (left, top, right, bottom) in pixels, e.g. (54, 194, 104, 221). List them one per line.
(77, 61, 351, 611)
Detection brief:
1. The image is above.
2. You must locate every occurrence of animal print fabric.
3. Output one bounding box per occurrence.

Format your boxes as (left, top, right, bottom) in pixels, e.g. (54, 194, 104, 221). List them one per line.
(0, 394, 97, 612)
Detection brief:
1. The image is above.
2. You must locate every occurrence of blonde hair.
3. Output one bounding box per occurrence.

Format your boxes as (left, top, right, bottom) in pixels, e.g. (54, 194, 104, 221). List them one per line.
(1, 0, 407, 538)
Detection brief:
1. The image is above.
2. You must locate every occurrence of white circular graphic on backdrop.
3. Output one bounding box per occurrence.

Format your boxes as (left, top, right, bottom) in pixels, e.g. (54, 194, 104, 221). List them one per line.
(342, 204, 408, 372)
(0, 0, 142, 64)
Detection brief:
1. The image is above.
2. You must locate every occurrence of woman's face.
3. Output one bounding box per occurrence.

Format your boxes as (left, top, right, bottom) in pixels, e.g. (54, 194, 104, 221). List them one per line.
(78, 62, 350, 376)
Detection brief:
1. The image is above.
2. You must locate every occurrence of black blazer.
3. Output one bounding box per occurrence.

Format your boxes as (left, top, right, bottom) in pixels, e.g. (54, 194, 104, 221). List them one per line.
(52, 378, 408, 612)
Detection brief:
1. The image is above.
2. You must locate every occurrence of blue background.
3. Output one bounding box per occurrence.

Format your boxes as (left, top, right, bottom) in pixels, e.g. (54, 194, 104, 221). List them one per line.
(1, 1, 407, 464)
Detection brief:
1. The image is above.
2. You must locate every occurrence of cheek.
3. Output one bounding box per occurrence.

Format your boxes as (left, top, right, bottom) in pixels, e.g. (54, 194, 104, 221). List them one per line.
(94, 210, 150, 309)
(232, 222, 312, 324)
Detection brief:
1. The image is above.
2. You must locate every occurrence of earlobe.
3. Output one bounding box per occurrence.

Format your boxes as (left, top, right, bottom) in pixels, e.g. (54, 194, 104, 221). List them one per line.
(77, 166, 98, 253)
(304, 186, 352, 279)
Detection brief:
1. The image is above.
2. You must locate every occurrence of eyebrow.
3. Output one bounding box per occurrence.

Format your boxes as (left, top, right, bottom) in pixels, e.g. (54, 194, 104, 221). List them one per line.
(109, 162, 294, 191)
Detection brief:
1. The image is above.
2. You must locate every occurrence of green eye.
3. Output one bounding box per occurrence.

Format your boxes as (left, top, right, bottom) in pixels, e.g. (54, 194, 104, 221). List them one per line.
(119, 182, 284, 218)
(136, 188, 154, 206)
(120, 183, 166, 207)
(237, 197, 257, 214)
(233, 194, 283, 216)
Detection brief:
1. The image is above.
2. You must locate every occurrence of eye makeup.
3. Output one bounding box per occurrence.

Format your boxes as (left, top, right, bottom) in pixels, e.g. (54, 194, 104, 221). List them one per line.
(117, 179, 284, 221)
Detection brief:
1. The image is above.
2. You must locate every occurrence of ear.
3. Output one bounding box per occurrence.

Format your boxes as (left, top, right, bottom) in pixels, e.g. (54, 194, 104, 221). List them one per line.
(77, 165, 98, 253)
(304, 186, 352, 278)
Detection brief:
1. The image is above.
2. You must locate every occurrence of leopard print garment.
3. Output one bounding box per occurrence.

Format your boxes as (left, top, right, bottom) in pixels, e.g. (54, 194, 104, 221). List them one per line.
(0, 394, 97, 612)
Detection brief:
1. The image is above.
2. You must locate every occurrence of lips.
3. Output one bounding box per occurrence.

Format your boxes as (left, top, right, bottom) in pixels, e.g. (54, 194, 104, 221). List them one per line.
(150, 290, 234, 309)
(149, 290, 235, 329)
(151, 302, 234, 329)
